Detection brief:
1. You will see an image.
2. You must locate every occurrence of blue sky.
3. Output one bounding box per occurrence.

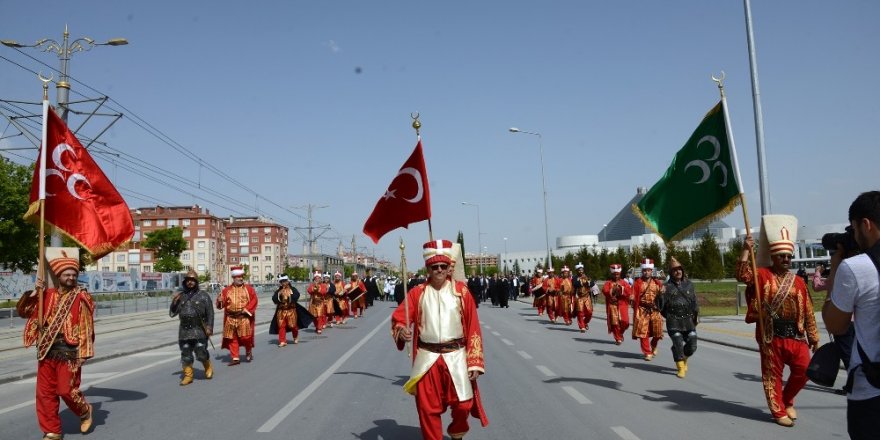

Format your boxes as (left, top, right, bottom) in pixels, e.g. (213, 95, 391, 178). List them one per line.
(2, 1, 878, 265)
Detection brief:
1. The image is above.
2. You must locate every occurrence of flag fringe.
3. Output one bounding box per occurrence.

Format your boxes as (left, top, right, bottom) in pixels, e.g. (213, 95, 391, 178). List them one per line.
(631, 194, 741, 243)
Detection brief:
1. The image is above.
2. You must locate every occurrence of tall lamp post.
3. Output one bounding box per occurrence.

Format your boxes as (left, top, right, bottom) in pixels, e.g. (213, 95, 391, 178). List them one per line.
(461, 202, 483, 276)
(602, 224, 608, 244)
(3, 25, 127, 246)
(509, 127, 552, 270)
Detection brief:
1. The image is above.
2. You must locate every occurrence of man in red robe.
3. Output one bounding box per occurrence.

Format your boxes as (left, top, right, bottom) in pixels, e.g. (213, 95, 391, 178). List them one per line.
(307, 272, 330, 334)
(216, 266, 258, 365)
(602, 264, 632, 345)
(17, 251, 95, 439)
(332, 271, 349, 325)
(530, 270, 546, 315)
(557, 266, 575, 326)
(632, 258, 664, 360)
(392, 239, 488, 440)
(573, 263, 594, 333)
(347, 272, 368, 318)
(544, 268, 559, 323)
(736, 215, 819, 427)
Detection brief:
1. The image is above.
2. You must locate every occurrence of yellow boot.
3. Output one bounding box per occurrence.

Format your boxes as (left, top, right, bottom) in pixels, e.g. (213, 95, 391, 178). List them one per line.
(180, 364, 194, 386)
(683, 357, 689, 373)
(202, 359, 213, 380)
(675, 361, 686, 378)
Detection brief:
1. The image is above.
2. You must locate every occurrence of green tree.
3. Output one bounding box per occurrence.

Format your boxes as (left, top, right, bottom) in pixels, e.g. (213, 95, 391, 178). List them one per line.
(664, 241, 692, 273)
(0, 159, 39, 271)
(644, 242, 662, 265)
(691, 232, 724, 281)
(142, 227, 186, 272)
(723, 237, 744, 278)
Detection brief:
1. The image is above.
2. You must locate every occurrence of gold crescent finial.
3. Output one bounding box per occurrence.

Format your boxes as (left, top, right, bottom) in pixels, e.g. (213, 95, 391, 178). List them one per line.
(711, 71, 726, 98)
(399, 236, 405, 250)
(411, 112, 421, 136)
(38, 72, 54, 100)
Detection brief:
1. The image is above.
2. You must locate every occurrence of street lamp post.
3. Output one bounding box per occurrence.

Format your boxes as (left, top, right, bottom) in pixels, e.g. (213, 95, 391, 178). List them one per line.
(3, 25, 127, 246)
(461, 202, 483, 276)
(603, 224, 608, 245)
(509, 127, 552, 270)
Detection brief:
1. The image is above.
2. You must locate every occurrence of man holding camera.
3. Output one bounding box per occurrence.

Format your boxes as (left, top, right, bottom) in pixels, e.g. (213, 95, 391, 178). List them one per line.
(822, 191, 880, 440)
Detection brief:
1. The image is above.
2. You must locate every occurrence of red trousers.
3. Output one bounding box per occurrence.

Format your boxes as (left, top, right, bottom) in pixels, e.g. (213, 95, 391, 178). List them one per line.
(277, 322, 299, 343)
(315, 316, 327, 332)
(36, 358, 90, 435)
(225, 337, 253, 360)
(577, 308, 592, 330)
(759, 337, 811, 419)
(610, 326, 625, 343)
(639, 337, 661, 356)
(415, 357, 473, 440)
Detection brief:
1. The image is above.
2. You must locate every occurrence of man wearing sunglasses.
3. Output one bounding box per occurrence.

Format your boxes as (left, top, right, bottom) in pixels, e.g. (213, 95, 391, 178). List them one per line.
(391, 239, 488, 440)
(737, 215, 820, 427)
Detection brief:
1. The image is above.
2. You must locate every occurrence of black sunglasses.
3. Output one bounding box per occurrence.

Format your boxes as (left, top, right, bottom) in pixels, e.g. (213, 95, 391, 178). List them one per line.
(430, 264, 449, 271)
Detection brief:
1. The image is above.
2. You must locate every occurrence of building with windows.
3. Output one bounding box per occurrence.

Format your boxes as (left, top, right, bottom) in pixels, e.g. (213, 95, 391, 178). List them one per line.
(224, 216, 288, 284)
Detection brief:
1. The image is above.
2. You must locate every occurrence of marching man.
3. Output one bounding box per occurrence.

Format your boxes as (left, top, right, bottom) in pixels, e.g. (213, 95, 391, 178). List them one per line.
(632, 258, 665, 361)
(216, 266, 258, 365)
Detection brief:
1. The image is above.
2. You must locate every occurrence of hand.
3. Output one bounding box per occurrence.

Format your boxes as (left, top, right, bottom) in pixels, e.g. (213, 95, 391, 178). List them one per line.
(205, 329, 213, 337)
(743, 236, 755, 252)
(397, 327, 413, 342)
(468, 370, 481, 381)
(172, 293, 181, 302)
(811, 342, 820, 353)
(34, 279, 45, 292)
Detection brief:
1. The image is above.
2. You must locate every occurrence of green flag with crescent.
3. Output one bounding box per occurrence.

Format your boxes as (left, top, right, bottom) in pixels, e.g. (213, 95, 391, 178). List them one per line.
(633, 100, 744, 242)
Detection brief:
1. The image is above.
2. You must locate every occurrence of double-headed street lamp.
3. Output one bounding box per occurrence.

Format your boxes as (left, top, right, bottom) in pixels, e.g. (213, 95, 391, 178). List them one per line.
(461, 202, 483, 276)
(508, 127, 552, 270)
(2, 25, 128, 122)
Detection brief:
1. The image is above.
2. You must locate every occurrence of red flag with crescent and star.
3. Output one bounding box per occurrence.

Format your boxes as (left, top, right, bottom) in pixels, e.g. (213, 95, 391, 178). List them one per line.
(363, 141, 432, 243)
(23, 106, 134, 259)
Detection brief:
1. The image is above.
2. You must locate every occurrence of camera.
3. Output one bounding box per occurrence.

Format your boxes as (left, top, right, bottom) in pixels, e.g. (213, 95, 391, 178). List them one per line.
(821, 226, 858, 254)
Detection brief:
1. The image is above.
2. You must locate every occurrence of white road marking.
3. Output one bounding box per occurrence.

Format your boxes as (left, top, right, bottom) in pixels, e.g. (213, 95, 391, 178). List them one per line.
(500, 338, 514, 346)
(483, 324, 491, 329)
(257, 314, 392, 433)
(561, 385, 592, 404)
(131, 351, 179, 357)
(702, 342, 759, 358)
(535, 365, 556, 377)
(517, 350, 533, 360)
(0, 356, 177, 416)
(490, 331, 501, 336)
(611, 426, 640, 440)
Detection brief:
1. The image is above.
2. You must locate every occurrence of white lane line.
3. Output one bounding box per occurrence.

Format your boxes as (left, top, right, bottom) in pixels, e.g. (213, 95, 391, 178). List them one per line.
(535, 365, 556, 377)
(257, 314, 392, 433)
(517, 350, 533, 360)
(490, 331, 501, 336)
(702, 342, 759, 358)
(131, 351, 179, 357)
(611, 426, 640, 440)
(483, 324, 491, 329)
(0, 356, 177, 416)
(561, 386, 592, 404)
(500, 338, 514, 346)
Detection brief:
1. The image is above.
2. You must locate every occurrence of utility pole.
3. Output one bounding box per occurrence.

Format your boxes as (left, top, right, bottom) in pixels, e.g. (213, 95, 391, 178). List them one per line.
(292, 204, 329, 272)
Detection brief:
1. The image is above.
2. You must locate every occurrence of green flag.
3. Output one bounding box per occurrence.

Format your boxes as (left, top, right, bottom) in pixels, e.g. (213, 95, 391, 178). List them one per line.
(633, 100, 743, 242)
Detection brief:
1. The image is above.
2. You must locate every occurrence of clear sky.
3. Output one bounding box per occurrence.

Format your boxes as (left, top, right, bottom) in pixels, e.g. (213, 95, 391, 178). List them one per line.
(2, 1, 878, 266)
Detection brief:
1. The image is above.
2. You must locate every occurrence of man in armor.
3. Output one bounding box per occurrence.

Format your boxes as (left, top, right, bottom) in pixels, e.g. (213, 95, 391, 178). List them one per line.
(632, 259, 664, 361)
(170, 269, 214, 385)
(573, 263, 594, 333)
(602, 264, 632, 345)
(657, 257, 698, 378)
(737, 215, 819, 427)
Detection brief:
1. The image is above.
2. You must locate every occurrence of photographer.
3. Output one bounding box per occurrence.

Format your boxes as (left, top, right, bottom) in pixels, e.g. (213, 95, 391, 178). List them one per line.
(822, 191, 880, 440)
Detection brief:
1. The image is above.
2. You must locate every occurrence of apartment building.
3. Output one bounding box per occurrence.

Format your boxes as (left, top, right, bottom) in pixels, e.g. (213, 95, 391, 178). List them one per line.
(224, 217, 288, 284)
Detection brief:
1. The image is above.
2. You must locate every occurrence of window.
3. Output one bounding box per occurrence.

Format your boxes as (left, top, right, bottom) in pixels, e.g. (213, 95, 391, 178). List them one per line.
(231, 257, 238, 263)
(197, 241, 206, 249)
(182, 229, 190, 238)
(182, 253, 190, 261)
(251, 237, 258, 243)
(182, 219, 190, 227)
(239, 246, 249, 255)
(197, 218, 206, 225)
(168, 219, 179, 227)
(231, 247, 238, 254)
(197, 252, 206, 261)
(197, 264, 206, 271)
(143, 254, 152, 262)
(264, 227, 271, 233)
(143, 219, 152, 227)
(133, 231, 140, 241)
(264, 256, 272, 261)
(102, 256, 110, 263)
(264, 236, 271, 243)
(197, 229, 206, 237)
(143, 266, 152, 272)
(102, 266, 110, 272)
(251, 246, 258, 253)
(230, 236, 238, 243)
(265, 265, 271, 273)
(252, 256, 259, 262)
(250, 228, 258, 233)
(117, 266, 126, 272)
(128, 254, 139, 263)
(157, 219, 165, 226)
(116, 254, 125, 262)
(264, 246, 271, 252)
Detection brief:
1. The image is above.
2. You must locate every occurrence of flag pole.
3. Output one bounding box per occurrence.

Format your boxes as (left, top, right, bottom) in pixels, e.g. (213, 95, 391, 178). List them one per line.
(411, 113, 434, 242)
(714, 72, 767, 344)
(399, 237, 411, 357)
(37, 75, 52, 330)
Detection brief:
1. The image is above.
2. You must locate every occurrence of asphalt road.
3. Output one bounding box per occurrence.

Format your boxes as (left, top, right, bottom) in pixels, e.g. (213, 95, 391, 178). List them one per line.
(0, 299, 847, 440)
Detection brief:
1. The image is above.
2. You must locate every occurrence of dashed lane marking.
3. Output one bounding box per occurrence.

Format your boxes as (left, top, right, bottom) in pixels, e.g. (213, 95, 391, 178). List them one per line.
(500, 338, 514, 346)
(490, 331, 501, 336)
(535, 365, 556, 377)
(561, 386, 592, 404)
(517, 351, 533, 360)
(611, 426, 640, 440)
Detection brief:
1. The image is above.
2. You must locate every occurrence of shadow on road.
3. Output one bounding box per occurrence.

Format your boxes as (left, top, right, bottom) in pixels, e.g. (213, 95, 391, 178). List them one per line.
(62, 387, 149, 433)
(642, 389, 768, 422)
(610, 360, 677, 375)
(544, 376, 642, 397)
(545, 326, 581, 333)
(589, 349, 644, 360)
(573, 337, 617, 346)
(354, 418, 423, 440)
(733, 371, 844, 395)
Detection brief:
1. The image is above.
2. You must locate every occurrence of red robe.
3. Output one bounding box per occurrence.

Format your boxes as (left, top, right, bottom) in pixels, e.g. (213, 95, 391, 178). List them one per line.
(632, 278, 664, 339)
(602, 278, 632, 333)
(217, 284, 258, 350)
(391, 280, 489, 428)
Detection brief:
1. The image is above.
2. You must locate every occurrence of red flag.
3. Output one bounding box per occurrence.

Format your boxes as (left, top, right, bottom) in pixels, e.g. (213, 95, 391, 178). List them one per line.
(363, 141, 431, 243)
(24, 107, 134, 259)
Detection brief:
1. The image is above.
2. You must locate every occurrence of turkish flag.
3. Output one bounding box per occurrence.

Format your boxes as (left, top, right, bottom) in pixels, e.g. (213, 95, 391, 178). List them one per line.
(24, 107, 134, 259)
(363, 141, 431, 243)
